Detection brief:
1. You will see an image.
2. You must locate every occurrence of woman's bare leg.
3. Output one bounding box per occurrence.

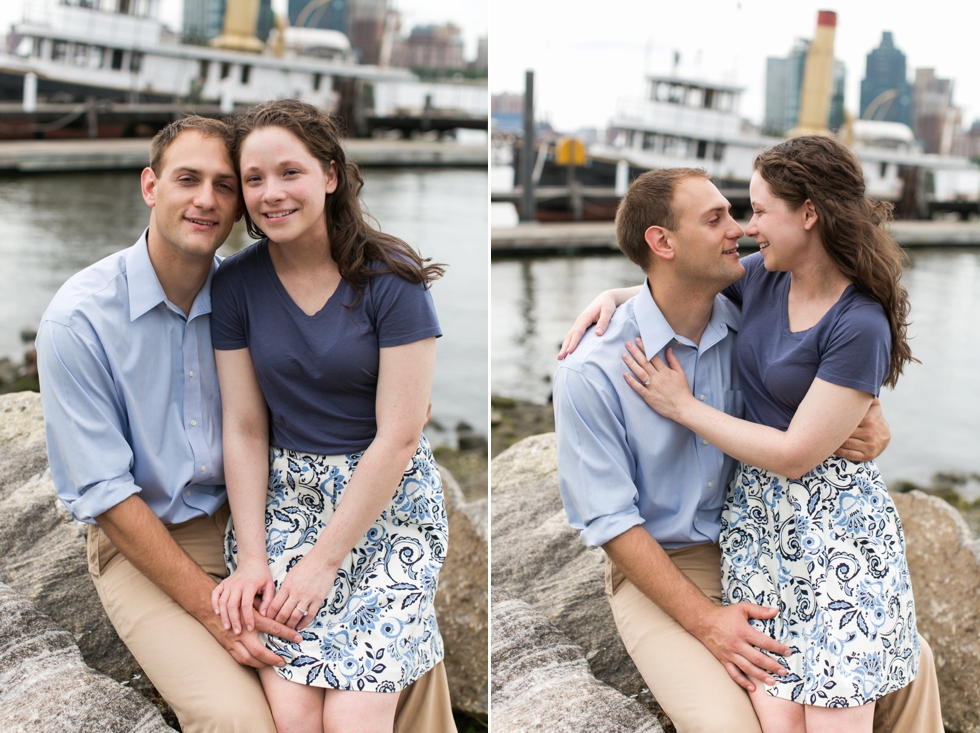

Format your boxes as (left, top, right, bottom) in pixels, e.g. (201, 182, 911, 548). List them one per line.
(749, 687, 806, 733)
(258, 666, 326, 733)
(322, 689, 401, 733)
(805, 701, 874, 733)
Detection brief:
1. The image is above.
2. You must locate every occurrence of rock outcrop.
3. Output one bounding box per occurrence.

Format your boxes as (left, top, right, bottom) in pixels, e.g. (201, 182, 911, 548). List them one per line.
(0, 581, 173, 732)
(491, 587, 662, 733)
(0, 391, 488, 723)
(493, 433, 980, 733)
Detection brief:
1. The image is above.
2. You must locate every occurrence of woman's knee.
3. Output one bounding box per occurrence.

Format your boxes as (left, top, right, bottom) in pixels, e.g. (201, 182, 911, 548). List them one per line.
(322, 690, 399, 733)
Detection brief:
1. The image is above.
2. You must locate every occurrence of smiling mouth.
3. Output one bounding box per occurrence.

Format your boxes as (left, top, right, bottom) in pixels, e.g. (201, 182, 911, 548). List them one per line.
(264, 210, 297, 220)
(187, 218, 216, 227)
(723, 245, 739, 255)
(758, 242, 770, 250)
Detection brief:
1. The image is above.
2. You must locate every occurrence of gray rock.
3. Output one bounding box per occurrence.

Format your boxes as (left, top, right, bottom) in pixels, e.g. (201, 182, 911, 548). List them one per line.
(491, 432, 643, 694)
(491, 587, 661, 733)
(893, 490, 980, 733)
(435, 465, 489, 715)
(0, 581, 173, 732)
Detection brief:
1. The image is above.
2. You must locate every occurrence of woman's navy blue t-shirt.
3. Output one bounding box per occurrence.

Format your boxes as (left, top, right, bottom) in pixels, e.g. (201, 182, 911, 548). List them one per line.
(210, 240, 441, 455)
(722, 252, 891, 431)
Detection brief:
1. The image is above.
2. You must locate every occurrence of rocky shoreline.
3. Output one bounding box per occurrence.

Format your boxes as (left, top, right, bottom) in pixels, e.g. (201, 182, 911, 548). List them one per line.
(0, 391, 488, 731)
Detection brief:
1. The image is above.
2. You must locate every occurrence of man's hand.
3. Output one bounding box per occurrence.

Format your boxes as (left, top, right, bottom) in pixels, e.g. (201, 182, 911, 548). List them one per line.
(835, 397, 890, 462)
(201, 604, 301, 668)
(693, 603, 792, 692)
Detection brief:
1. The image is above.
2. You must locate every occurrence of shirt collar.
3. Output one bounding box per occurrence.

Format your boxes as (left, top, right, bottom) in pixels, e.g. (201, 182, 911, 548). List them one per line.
(633, 279, 739, 359)
(125, 229, 219, 322)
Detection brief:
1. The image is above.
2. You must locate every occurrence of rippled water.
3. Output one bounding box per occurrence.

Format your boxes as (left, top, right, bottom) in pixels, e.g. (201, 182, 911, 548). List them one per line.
(0, 167, 488, 446)
(491, 249, 980, 489)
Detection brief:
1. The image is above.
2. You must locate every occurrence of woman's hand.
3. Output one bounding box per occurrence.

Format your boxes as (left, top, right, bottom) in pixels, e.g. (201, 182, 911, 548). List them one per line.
(212, 558, 275, 635)
(267, 554, 339, 631)
(558, 286, 642, 359)
(622, 339, 695, 422)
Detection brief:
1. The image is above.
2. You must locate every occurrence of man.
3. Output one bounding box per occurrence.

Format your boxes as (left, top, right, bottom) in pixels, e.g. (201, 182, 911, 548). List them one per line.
(553, 168, 942, 732)
(36, 116, 455, 733)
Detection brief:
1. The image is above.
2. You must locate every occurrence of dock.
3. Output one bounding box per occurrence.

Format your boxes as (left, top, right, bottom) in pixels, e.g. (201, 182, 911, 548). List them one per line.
(492, 220, 980, 257)
(0, 138, 487, 173)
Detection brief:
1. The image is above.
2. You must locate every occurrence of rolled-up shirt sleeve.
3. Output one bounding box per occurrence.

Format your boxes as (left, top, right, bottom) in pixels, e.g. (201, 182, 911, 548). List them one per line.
(37, 321, 140, 523)
(554, 365, 645, 548)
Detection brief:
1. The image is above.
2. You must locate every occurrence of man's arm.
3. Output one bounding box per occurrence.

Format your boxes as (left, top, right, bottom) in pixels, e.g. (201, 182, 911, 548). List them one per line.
(553, 365, 790, 692)
(95, 496, 299, 668)
(835, 398, 890, 461)
(603, 526, 791, 692)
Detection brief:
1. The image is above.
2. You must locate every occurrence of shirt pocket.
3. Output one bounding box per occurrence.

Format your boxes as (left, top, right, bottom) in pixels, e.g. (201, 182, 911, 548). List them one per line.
(724, 389, 744, 419)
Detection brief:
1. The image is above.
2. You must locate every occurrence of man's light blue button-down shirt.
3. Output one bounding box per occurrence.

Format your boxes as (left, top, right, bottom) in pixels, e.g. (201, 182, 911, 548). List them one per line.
(554, 282, 743, 550)
(37, 232, 226, 524)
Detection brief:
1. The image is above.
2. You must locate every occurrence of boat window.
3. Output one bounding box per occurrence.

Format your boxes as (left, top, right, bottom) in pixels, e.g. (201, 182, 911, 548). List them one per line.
(313, 73, 322, 91)
(111, 49, 124, 70)
(73, 44, 89, 67)
(668, 85, 684, 104)
(696, 140, 707, 159)
(241, 65, 251, 84)
(687, 88, 703, 108)
(130, 52, 142, 73)
(713, 143, 725, 162)
(199, 60, 210, 81)
(703, 88, 714, 109)
(90, 47, 105, 69)
(52, 41, 68, 62)
(880, 162, 888, 178)
(220, 62, 231, 80)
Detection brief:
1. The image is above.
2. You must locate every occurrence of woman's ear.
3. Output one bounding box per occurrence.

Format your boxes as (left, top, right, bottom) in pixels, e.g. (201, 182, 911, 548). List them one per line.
(802, 199, 819, 231)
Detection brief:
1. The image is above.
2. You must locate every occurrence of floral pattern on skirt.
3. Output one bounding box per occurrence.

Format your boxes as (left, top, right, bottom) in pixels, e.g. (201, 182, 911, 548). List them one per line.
(224, 436, 447, 692)
(720, 457, 918, 707)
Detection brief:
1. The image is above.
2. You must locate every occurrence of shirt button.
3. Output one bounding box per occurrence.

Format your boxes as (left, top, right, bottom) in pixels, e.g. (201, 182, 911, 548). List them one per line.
(708, 481, 713, 488)
(190, 419, 197, 426)
(185, 323, 190, 329)
(699, 394, 705, 401)
(702, 439, 708, 445)
(200, 465, 206, 472)
(186, 490, 191, 497)
(695, 516, 699, 523)
(189, 370, 195, 377)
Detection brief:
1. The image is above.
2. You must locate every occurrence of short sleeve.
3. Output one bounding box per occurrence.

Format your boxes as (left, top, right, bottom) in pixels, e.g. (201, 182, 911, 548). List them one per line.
(816, 303, 891, 396)
(367, 273, 442, 348)
(724, 251, 765, 305)
(553, 365, 645, 548)
(210, 258, 248, 351)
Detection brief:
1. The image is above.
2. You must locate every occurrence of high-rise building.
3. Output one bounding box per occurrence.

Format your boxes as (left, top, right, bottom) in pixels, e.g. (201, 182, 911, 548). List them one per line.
(288, 0, 349, 34)
(183, 0, 274, 45)
(860, 31, 912, 126)
(763, 39, 845, 135)
(349, 0, 389, 65)
(913, 68, 955, 155)
(391, 24, 465, 70)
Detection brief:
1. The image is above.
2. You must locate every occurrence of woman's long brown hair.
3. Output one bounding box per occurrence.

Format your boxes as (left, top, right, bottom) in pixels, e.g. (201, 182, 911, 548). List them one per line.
(234, 99, 444, 305)
(754, 135, 915, 388)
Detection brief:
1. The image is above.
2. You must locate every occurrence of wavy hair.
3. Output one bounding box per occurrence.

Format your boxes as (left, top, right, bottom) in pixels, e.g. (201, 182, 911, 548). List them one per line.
(233, 99, 444, 304)
(754, 135, 915, 387)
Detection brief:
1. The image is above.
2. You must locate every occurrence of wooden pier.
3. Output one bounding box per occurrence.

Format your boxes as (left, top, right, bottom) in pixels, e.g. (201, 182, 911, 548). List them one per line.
(492, 220, 980, 257)
(0, 137, 487, 173)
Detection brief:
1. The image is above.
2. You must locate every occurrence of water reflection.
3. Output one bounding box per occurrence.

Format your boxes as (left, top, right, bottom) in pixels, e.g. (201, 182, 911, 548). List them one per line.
(491, 249, 980, 486)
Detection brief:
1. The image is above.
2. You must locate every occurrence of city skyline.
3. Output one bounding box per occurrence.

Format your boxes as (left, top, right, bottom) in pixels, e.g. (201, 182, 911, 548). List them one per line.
(490, 0, 980, 135)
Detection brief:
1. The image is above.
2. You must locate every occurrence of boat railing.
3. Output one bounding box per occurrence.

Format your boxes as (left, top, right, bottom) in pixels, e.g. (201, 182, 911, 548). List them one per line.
(19, 2, 161, 48)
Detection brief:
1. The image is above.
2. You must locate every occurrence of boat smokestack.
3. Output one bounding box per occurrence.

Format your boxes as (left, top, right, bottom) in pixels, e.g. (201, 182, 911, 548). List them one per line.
(210, 0, 265, 53)
(789, 10, 836, 137)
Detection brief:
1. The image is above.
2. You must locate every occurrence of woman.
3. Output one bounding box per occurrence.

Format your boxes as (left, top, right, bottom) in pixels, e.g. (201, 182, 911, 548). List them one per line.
(565, 136, 918, 732)
(209, 99, 447, 733)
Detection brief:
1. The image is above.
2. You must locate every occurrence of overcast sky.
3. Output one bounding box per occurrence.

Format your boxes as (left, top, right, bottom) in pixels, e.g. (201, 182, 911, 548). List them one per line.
(1, 0, 487, 58)
(490, 0, 980, 133)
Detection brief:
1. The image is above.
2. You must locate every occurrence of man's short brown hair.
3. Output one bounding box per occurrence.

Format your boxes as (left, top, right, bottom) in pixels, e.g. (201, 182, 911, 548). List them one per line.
(149, 116, 235, 175)
(615, 168, 711, 269)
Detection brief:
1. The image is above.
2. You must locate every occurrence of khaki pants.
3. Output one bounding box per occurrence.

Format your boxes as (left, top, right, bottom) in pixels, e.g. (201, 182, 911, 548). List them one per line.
(88, 506, 456, 733)
(607, 543, 942, 733)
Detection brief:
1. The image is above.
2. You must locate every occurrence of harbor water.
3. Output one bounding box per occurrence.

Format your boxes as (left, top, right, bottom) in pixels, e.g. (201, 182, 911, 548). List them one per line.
(0, 167, 488, 447)
(492, 249, 980, 492)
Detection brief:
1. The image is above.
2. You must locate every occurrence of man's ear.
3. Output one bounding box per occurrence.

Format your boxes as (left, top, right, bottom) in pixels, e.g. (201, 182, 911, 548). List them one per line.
(802, 199, 819, 231)
(140, 167, 158, 208)
(644, 225, 675, 262)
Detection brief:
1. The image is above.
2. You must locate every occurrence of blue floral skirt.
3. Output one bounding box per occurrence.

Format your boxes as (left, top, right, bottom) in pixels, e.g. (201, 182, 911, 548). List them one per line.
(720, 457, 918, 707)
(224, 436, 447, 692)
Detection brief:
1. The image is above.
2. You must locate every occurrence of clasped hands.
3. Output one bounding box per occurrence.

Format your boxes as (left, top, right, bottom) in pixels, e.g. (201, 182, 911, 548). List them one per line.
(212, 554, 339, 637)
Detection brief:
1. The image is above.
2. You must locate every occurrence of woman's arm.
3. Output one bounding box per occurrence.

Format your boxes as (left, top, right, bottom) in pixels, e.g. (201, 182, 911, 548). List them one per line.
(266, 337, 437, 629)
(557, 285, 643, 359)
(623, 341, 873, 479)
(211, 348, 276, 634)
